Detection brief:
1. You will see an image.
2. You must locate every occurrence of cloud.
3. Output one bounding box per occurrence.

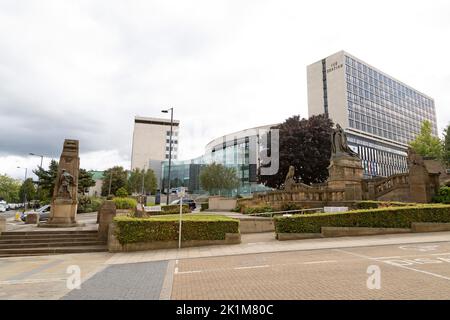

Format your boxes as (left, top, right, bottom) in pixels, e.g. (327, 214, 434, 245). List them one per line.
(0, 0, 449, 177)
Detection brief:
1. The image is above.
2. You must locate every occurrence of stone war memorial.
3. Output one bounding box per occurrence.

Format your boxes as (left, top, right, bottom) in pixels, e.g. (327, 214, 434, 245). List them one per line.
(238, 124, 441, 209)
(39, 139, 84, 228)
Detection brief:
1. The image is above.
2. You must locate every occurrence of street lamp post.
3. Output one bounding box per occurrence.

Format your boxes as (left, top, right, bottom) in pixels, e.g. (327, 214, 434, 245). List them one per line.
(17, 166, 28, 210)
(108, 171, 113, 196)
(161, 107, 174, 205)
(29, 153, 44, 168)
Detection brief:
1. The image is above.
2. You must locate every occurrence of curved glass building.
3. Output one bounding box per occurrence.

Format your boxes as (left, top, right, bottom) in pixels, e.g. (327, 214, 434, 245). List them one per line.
(161, 124, 277, 195)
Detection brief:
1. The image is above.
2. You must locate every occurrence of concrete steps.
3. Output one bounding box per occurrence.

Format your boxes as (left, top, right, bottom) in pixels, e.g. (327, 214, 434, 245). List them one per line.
(0, 230, 107, 258)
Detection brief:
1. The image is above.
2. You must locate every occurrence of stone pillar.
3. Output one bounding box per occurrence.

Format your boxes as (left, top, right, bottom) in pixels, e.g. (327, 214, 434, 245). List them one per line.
(327, 155, 364, 201)
(0, 217, 6, 234)
(409, 163, 431, 203)
(40, 139, 84, 228)
(98, 200, 117, 241)
(26, 213, 39, 224)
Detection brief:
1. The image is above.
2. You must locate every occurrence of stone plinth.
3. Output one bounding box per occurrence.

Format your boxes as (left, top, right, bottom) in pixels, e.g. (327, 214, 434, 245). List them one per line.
(0, 217, 5, 233)
(25, 213, 39, 224)
(409, 163, 431, 203)
(98, 200, 116, 241)
(327, 155, 364, 201)
(44, 139, 81, 228)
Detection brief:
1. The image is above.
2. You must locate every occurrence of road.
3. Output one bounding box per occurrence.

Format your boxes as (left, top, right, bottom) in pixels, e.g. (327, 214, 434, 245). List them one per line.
(1, 232, 450, 299)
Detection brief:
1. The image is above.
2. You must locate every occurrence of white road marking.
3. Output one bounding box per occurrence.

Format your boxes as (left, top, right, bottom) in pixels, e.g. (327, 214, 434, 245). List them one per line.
(176, 270, 202, 274)
(234, 265, 270, 270)
(334, 248, 450, 282)
(302, 260, 337, 265)
(0, 278, 67, 285)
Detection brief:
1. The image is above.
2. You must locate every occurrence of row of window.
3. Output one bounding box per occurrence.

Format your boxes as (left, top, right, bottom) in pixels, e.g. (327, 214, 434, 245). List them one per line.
(345, 56, 433, 105)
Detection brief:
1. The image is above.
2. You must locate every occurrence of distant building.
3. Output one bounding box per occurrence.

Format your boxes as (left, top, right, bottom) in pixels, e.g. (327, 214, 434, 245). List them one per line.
(130, 116, 180, 187)
(307, 50, 438, 177)
(161, 124, 277, 195)
(87, 170, 104, 197)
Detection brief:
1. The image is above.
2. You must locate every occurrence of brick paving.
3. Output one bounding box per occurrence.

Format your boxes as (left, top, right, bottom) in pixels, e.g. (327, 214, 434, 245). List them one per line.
(171, 242, 450, 300)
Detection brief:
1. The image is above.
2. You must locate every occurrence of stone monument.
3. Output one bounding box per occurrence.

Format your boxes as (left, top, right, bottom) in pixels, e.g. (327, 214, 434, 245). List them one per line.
(407, 147, 438, 203)
(327, 124, 364, 200)
(40, 139, 83, 227)
(283, 165, 296, 192)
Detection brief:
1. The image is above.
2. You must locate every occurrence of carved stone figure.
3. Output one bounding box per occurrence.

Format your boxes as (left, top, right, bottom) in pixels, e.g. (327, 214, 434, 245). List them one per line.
(331, 124, 358, 158)
(57, 169, 74, 199)
(284, 165, 295, 192)
(407, 147, 424, 167)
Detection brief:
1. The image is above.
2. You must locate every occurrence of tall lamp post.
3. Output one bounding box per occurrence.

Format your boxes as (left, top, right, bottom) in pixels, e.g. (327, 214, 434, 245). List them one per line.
(17, 166, 28, 210)
(29, 152, 44, 168)
(161, 107, 174, 205)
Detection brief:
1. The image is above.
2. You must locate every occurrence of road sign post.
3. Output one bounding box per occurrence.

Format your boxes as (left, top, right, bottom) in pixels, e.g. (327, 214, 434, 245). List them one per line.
(177, 187, 186, 249)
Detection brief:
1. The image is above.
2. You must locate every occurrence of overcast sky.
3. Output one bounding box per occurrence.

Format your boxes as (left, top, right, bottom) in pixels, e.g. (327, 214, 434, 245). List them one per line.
(1, 0, 449, 180)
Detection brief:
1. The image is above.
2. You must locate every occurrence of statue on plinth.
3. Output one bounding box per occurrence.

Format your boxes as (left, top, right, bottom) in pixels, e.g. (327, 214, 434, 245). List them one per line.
(39, 139, 84, 228)
(331, 124, 358, 158)
(284, 165, 295, 192)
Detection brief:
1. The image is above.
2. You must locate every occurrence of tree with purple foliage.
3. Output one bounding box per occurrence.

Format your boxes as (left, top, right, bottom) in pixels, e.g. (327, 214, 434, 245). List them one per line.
(259, 114, 333, 189)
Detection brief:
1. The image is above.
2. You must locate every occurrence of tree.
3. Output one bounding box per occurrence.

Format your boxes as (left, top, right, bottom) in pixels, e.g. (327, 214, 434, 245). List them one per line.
(101, 166, 128, 196)
(115, 187, 129, 197)
(199, 163, 240, 195)
(259, 114, 334, 189)
(410, 120, 443, 159)
(127, 168, 157, 195)
(19, 178, 36, 204)
(443, 123, 450, 167)
(78, 169, 96, 194)
(33, 160, 59, 201)
(0, 174, 21, 203)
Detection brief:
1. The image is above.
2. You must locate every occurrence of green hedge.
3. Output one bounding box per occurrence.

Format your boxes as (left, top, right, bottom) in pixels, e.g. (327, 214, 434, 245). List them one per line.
(200, 203, 209, 211)
(77, 197, 103, 213)
(113, 197, 138, 209)
(243, 205, 274, 215)
(353, 200, 416, 209)
(114, 215, 239, 244)
(433, 187, 450, 204)
(148, 204, 191, 215)
(274, 204, 450, 234)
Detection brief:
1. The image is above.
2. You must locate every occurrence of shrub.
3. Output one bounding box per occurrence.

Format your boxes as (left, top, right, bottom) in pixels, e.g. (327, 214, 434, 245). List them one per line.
(433, 187, 450, 204)
(200, 202, 209, 211)
(243, 205, 273, 215)
(77, 196, 103, 213)
(113, 197, 137, 209)
(231, 204, 242, 213)
(274, 204, 450, 234)
(113, 215, 239, 244)
(280, 202, 302, 211)
(115, 187, 129, 198)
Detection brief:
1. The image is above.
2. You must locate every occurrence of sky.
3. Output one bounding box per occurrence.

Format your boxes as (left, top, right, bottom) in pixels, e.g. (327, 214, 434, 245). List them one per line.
(1, 0, 449, 180)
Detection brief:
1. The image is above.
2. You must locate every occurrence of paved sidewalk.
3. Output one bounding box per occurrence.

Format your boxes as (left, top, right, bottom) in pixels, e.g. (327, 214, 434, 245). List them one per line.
(105, 231, 450, 265)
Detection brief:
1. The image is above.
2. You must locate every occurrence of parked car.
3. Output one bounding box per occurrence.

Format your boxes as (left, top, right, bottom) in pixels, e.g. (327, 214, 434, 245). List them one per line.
(0, 201, 6, 213)
(20, 204, 51, 222)
(170, 198, 196, 210)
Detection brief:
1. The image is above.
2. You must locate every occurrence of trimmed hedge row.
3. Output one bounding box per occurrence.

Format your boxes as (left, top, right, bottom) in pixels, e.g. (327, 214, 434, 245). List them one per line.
(274, 204, 450, 234)
(353, 200, 416, 209)
(114, 215, 239, 244)
(150, 205, 191, 215)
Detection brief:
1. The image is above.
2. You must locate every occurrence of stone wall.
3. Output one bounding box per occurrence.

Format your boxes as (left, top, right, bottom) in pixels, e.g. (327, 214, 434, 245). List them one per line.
(208, 196, 237, 211)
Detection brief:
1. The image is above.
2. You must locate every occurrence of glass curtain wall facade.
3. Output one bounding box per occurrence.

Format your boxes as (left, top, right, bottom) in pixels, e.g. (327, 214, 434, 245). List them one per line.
(161, 125, 275, 195)
(308, 50, 438, 178)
